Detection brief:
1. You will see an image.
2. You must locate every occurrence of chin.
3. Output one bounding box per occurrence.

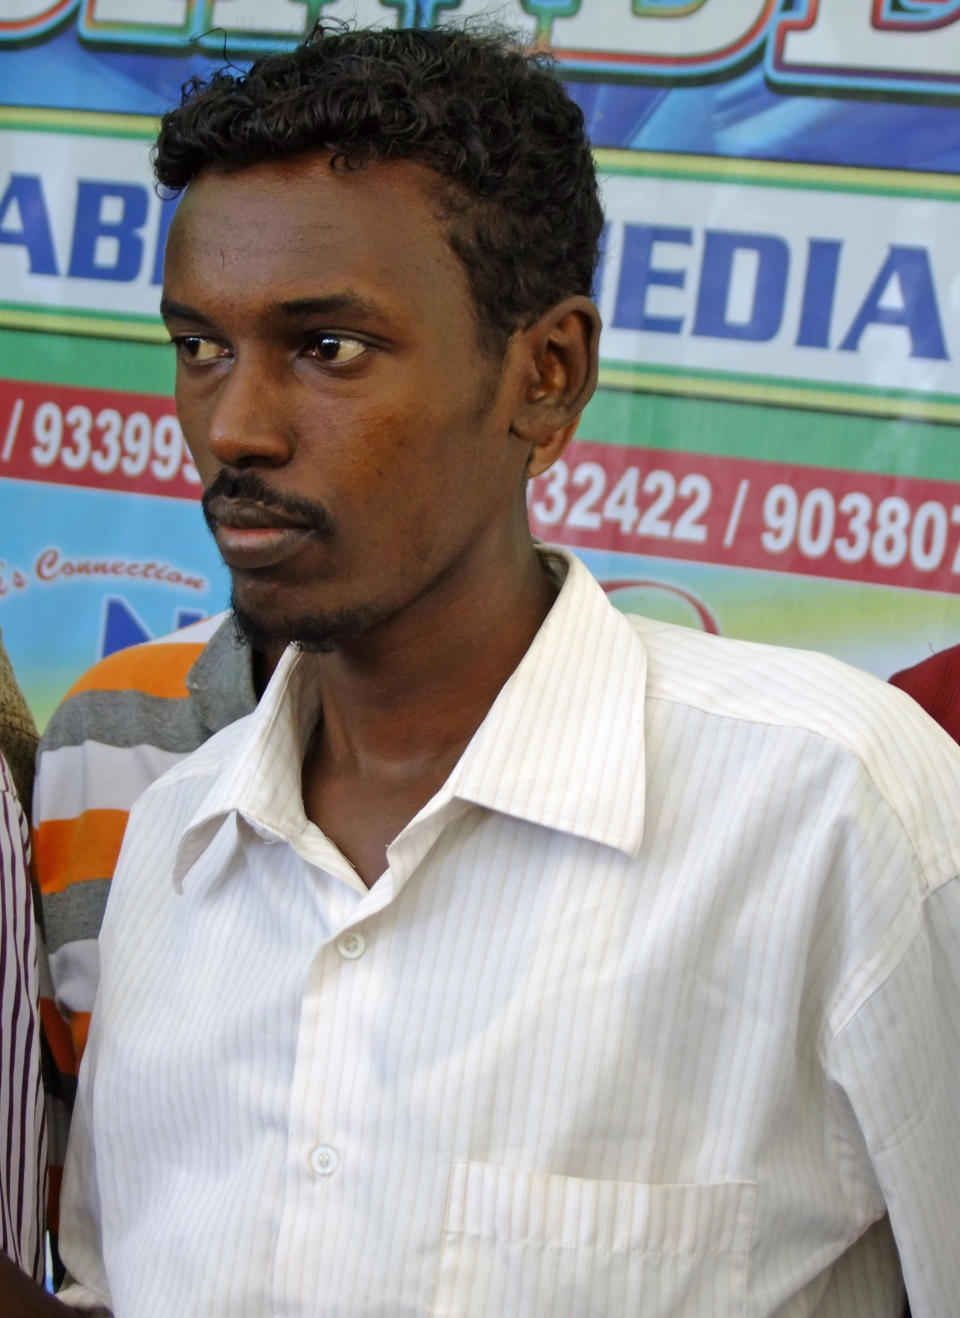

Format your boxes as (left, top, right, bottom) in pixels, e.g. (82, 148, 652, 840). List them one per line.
(230, 592, 376, 654)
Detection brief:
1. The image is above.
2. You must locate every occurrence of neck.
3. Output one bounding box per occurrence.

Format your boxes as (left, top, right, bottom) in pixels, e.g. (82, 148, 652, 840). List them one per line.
(309, 541, 557, 775)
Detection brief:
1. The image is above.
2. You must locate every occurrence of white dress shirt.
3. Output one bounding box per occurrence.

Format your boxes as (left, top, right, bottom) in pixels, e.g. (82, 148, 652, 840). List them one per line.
(59, 548, 960, 1316)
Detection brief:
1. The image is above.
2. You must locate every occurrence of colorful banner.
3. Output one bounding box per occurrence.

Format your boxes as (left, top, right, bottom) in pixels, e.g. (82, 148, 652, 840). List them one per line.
(4, 0, 960, 728)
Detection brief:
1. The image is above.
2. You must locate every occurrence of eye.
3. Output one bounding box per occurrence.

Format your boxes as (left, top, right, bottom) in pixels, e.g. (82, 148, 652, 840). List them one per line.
(305, 334, 367, 364)
(173, 336, 229, 365)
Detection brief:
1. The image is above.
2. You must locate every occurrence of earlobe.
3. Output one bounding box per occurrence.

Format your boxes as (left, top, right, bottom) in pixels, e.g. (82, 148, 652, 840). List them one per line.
(510, 295, 601, 475)
(525, 416, 583, 479)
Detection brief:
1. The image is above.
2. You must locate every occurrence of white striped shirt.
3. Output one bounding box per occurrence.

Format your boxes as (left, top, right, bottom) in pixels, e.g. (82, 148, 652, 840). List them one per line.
(59, 549, 960, 1316)
(0, 751, 45, 1282)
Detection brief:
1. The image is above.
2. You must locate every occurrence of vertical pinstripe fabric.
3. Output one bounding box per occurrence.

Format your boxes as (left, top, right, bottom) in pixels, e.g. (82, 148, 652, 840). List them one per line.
(58, 551, 960, 1316)
(0, 752, 46, 1283)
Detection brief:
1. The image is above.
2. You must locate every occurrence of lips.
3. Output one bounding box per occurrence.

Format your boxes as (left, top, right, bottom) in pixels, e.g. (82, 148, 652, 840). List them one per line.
(206, 497, 314, 571)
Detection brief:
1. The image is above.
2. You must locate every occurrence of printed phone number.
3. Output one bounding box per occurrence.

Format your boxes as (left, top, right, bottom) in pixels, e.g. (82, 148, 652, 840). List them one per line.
(529, 458, 960, 577)
(22, 399, 199, 485)
(759, 483, 960, 574)
(529, 458, 711, 543)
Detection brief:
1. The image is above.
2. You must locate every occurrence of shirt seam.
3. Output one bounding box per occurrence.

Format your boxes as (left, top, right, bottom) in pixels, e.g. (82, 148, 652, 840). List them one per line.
(648, 689, 947, 898)
(820, 899, 934, 1072)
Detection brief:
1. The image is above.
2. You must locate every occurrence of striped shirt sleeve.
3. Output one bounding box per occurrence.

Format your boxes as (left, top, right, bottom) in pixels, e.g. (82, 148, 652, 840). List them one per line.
(0, 751, 46, 1282)
(32, 615, 250, 1245)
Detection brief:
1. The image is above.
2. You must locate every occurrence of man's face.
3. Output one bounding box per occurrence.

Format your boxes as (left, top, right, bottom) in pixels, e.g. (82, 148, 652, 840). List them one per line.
(162, 155, 533, 651)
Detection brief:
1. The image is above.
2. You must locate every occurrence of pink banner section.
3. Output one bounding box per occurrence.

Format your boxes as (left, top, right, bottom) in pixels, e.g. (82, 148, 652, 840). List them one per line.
(528, 439, 960, 596)
(0, 378, 198, 501)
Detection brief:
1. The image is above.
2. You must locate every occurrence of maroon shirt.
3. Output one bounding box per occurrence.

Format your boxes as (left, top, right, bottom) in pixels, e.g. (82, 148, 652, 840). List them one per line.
(890, 644, 960, 745)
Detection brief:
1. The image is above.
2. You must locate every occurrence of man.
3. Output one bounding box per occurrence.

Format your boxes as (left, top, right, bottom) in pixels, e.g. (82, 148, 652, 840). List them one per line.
(0, 639, 46, 1287)
(31, 613, 259, 1265)
(0, 629, 40, 811)
(7, 24, 960, 1315)
(0, 750, 46, 1288)
(33, 614, 255, 1071)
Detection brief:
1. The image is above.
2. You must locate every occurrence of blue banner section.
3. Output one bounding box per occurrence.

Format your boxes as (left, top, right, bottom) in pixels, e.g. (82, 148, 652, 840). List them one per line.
(3, 8, 960, 168)
(1, 480, 228, 724)
(573, 73, 960, 170)
(1, 25, 216, 116)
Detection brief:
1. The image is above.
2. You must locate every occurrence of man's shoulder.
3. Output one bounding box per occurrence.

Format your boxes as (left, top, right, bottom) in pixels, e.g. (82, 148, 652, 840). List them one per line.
(0, 749, 26, 822)
(37, 613, 247, 761)
(631, 614, 908, 735)
(124, 710, 257, 840)
(628, 613, 960, 884)
(58, 614, 228, 703)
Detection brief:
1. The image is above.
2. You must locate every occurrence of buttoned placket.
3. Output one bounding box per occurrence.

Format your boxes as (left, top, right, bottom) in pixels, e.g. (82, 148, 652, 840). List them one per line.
(270, 794, 475, 1306)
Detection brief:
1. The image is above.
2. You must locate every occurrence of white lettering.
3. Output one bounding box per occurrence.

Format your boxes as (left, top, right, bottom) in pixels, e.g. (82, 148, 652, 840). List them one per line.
(778, 0, 960, 81)
(548, 0, 773, 66)
(86, 0, 189, 28)
(208, 0, 398, 36)
(0, 0, 68, 24)
(207, 0, 307, 36)
(594, 159, 960, 416)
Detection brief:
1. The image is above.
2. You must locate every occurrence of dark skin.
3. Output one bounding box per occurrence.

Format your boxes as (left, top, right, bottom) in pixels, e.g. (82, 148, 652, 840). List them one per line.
(0, 1254, 76, 1313)
(5, 156, 597, 1311)
(162, 154, 600, 887)
(298, 539, 559, 882)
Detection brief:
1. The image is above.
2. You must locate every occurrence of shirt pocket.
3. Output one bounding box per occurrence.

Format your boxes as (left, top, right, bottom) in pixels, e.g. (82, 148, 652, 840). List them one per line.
(430, 1161, 756, 1318)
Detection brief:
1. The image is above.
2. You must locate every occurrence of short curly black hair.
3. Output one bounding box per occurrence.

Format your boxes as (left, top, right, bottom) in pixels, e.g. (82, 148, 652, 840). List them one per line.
(154, 25, 603, 351)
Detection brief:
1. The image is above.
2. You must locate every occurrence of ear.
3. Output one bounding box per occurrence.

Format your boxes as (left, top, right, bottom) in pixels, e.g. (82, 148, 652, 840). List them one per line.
(509, 296, 601, 478)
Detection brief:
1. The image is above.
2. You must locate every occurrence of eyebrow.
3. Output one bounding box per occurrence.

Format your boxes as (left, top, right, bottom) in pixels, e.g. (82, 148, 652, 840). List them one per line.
(159, 293, 385, 324)
(278, 294, 384, 320)
(159, 297, 210, 324)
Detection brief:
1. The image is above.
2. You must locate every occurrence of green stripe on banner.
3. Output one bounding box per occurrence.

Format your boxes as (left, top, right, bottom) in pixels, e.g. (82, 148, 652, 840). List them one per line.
(580, 390, 960, 481)
(0, 330, 174, 396)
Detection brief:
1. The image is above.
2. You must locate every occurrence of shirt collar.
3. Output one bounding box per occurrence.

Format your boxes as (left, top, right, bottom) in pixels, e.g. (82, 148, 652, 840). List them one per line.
(173, 644, 316, 886)
(174, 548, 648, 887)
(447, 548, 647, 854)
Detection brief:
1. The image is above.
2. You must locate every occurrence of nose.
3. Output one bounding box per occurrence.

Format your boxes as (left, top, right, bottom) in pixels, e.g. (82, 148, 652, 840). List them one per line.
(204, 355, 294, 469)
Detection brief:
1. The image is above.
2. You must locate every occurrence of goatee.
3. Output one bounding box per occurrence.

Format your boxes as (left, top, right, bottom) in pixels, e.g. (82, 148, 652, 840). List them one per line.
(230, 592, 377, 655)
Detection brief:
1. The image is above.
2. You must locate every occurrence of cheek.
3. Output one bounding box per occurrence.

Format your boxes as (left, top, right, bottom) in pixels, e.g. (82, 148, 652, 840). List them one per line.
(174, 389, 211, 464)
(313, 398, 432, 488)
(327, 419, 462, 556)
(179, 425, 219, 487)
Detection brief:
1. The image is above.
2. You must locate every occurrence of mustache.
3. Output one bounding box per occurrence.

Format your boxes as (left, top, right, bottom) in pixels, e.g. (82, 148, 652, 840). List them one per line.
(201, 469, 335, 541)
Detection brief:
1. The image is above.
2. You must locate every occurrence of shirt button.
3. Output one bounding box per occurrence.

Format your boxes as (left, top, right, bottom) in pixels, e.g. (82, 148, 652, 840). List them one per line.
(309, 1144, 339, 1178)
(336, 931, 366, 960)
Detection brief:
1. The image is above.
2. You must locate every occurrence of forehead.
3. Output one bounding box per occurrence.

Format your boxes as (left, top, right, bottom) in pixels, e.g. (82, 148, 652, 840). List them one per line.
(163, 154, 473, 328)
